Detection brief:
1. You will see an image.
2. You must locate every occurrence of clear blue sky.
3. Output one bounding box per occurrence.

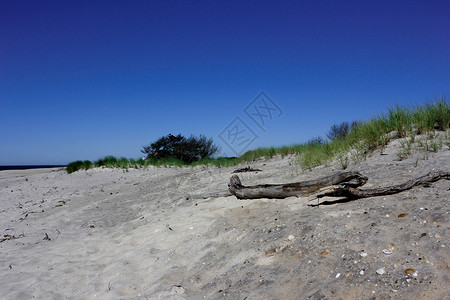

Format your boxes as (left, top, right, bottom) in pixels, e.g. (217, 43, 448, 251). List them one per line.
(1, 0, 449, 165)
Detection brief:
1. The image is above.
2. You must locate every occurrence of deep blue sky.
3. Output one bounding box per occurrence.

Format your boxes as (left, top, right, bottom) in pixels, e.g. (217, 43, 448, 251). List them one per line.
(1, 0, 449, 164)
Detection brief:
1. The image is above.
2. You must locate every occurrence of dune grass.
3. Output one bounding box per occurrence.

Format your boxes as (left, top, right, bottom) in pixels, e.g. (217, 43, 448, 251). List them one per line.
(66, 98, 449, 174)
(236, 97, 449, 170)
(66, 160, 93, 174)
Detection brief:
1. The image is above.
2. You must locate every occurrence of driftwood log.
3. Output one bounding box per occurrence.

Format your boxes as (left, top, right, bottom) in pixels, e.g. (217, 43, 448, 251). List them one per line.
(228, 171, 368, 199)
(186, 170, 449, 202)
(185, 171, 366, 200)
(309, 170, 449, 201)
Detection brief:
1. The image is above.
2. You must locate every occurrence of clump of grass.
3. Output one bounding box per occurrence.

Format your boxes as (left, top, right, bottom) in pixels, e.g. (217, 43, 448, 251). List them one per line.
(337, 153, 349, 169)
(94, 156, 118, 168)
(425, 99, 449, 131)
(141, 156, 184, 167)
(128, 158, 139, 169)
(66, 160, 93, 174)
(240, 147, 276, 161)
(117, 157, 129, 169)
(299, 144, 330, 170)
(240, 143, 310, 162)
(410, 99, 449, 133)
(397, 137, 414, 160)
(388, 105, 412, 137)
(83, 160, 93, 169)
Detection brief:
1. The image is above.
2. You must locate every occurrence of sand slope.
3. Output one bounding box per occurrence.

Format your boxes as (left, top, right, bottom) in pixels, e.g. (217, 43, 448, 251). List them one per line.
(1, 138, 449, 299)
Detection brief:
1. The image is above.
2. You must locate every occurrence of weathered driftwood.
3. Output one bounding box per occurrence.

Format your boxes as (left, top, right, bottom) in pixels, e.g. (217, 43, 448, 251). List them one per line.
(309, 170, 449, 201)
(228, 171, 368, 199)
(232, 166, 262, 173)
(187, 170, 449, 201)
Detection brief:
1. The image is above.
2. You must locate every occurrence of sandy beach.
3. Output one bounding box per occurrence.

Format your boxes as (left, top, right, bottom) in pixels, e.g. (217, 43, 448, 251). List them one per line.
(1, 138, 449, 299)
(0, 168, 64, 179)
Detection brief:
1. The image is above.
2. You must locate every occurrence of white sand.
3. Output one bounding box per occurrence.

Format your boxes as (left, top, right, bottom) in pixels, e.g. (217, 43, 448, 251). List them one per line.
(0, 168, 63, 179)
(1, 137, 449, 299)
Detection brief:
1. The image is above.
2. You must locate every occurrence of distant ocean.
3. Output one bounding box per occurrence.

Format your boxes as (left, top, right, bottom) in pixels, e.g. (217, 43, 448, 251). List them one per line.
(0, 165, 66, 171)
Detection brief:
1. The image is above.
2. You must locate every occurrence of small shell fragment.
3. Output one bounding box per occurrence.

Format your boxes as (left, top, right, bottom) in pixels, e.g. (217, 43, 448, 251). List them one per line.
(382, 249, 393, 255)
(376, 268, 386, 275)
(360, 252, 368, 257)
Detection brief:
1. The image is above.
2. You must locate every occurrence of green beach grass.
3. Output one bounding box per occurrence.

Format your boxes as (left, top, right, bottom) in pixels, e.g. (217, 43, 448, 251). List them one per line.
(66, 98, 449, 174)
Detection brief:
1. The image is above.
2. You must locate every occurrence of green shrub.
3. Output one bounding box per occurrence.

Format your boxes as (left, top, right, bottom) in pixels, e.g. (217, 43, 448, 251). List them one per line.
(142, 134, 219, 164)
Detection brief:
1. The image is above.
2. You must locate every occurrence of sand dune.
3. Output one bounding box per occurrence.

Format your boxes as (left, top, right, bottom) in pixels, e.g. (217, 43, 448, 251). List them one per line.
(1, 138, 449, 299)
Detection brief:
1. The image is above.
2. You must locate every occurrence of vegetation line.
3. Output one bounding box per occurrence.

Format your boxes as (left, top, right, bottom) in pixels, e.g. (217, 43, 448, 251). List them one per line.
(67, 98, 449, 174)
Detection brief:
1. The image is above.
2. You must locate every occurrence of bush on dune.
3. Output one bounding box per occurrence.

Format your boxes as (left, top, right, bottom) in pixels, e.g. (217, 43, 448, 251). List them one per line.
(141, 133, 219, 164)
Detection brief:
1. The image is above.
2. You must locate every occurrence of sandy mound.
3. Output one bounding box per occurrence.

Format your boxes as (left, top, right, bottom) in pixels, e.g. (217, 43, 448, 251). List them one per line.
(1, 137, 449, 299)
